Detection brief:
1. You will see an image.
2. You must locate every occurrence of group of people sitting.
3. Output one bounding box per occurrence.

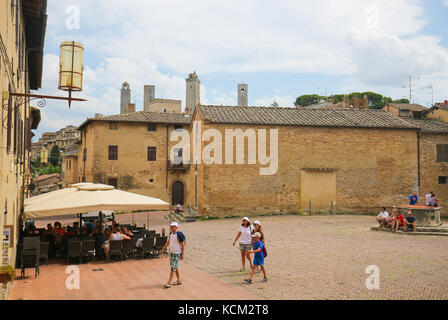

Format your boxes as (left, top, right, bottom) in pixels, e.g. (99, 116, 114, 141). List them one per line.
(409, 191, 439, 207)
(24, 219, 139, 260)
(376, 207, 417, 235)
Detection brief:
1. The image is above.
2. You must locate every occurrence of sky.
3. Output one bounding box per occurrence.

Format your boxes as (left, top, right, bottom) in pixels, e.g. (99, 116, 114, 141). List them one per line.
(33, 0, 448, 140)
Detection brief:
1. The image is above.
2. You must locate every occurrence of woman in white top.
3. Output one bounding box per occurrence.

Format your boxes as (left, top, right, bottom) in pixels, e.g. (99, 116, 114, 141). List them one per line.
(233, 217, 253, 271)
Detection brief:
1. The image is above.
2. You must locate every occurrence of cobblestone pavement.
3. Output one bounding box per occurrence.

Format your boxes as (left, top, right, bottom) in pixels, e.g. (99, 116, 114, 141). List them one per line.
(34, 213, 448, 300)
(172, 215, 448, 300)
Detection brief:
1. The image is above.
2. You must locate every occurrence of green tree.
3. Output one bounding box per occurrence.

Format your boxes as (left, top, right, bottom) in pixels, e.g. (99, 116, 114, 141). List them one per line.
(49, 145, 61, 167)
(294, 94, 325, 107)
(393, 98, 410, 104)
(271, 100, 279, 107)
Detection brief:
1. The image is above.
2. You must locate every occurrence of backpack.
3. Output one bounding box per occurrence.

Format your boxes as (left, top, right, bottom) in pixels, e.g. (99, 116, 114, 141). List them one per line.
(171, 231, 186, 245)
(261, 242, 267, 258)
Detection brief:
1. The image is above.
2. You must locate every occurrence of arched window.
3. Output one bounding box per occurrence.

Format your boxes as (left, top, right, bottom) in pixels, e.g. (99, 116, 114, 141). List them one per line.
(241, 89, 245, 97)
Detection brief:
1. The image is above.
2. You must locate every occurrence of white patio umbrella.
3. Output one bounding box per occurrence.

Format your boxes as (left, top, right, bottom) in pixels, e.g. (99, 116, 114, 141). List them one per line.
(24, 183, 170, 219)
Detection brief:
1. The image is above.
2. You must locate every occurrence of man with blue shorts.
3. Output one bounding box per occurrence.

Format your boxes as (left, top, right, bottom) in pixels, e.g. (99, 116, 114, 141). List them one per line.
(244, 232, 267, 284)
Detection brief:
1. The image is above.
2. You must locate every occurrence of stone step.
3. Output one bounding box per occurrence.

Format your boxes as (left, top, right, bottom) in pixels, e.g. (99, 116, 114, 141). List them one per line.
(371, 227, 448, 236)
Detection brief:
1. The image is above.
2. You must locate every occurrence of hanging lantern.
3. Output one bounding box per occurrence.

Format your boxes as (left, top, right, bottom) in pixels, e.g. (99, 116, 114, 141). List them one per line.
(58, 41, 84, 107)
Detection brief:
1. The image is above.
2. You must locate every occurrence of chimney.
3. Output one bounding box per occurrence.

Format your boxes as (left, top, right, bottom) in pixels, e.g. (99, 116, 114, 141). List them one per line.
(95, 113, 104, 119)
(185, 107, 190, 115)
(126, 103, 136, 113)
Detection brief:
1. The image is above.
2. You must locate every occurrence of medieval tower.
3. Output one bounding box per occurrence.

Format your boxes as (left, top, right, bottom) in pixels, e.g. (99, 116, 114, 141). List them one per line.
(143, 85, 156, 112)
(238, 83, 248, 107)
(120, 82, 131, 114)
(186, 72, 200, 114)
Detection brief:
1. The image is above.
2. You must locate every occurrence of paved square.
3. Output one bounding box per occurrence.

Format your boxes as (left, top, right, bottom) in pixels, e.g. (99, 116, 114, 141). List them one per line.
(19, 213, 448, 300)
(178, 215, 448, 300)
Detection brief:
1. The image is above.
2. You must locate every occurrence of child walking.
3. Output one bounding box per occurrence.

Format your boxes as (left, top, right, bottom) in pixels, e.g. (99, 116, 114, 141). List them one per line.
(244, 232, 267, 284)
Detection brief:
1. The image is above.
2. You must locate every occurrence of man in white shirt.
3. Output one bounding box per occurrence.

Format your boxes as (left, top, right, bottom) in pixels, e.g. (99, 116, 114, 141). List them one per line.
(376, 207, 389, 228)
(425, 192, 434, 206)
(160, 222, 186, 288)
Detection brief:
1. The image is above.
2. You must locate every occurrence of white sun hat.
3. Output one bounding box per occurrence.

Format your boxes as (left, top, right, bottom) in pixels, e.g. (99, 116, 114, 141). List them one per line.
(241, 217, 250, 222)
(254, 220, 261, 226)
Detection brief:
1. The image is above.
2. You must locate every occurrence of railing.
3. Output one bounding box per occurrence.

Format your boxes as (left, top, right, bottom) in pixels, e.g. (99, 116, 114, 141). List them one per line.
(167, 160, 190, 170)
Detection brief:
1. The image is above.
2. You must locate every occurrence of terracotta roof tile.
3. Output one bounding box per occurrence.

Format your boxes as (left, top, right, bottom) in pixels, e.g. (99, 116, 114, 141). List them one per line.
(198, 105, 416, 129)
(78, 112, 191, 130)
(405, 119, 448, 133)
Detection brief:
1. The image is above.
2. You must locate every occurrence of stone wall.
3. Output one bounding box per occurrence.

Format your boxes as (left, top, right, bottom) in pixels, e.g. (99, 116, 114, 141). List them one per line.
(193, 122, 419, 217)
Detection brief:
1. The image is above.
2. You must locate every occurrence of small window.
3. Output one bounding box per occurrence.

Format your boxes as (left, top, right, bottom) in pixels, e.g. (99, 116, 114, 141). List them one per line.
(164, 109, 167, 113)
(241, 89, 245, 97)
(108, 145, 118, 160)
(147, 147, 156, 161)
(439, 176, 447, 185)
(108, 178, 118, 188)
(437, 144, 448, 162)
(109, 122, 118, 130)
(148, 123, 157, 132)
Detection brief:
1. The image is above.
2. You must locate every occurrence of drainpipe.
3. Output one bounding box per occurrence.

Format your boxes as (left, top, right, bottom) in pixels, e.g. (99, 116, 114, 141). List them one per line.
(166, 125, 169, 189)
(417, 129, 421, 193)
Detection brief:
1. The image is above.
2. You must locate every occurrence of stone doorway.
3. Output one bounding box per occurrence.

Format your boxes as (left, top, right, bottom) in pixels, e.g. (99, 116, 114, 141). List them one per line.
(172, 181, 184, 205)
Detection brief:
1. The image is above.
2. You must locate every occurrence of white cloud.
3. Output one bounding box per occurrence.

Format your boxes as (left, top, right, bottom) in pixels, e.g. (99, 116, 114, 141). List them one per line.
(254, 95, 294, 107)
(34, 0, 448, 137)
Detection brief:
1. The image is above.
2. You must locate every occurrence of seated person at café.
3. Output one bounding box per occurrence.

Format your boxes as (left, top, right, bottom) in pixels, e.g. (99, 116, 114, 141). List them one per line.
(403, 211, 417, 236)
(122, 226, 134, 237)
(409, 193, 419, 206)
(24, 224, 39, 237)
(72, 222, 81, 235)
(376, 207, 389, 228)
(54, 222, 66, 235)
(391, 210, 405, 232)
(42, 224, 55, 240)
(110, 226, 131, 241)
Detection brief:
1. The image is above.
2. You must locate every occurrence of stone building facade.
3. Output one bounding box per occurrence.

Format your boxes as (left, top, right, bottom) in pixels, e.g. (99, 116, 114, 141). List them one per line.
(31, 125, 80, 164)
(0, 0, 47, 298)
(77, 112, 191, 205)
(188, 106, 426, 216)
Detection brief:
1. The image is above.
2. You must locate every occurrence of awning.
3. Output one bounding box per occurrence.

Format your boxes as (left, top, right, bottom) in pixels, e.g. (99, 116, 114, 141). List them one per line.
(24, 183, 170, 219)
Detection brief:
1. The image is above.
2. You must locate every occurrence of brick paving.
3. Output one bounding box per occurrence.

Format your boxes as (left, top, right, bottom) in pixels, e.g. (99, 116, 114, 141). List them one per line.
(9, 258, 257, 300)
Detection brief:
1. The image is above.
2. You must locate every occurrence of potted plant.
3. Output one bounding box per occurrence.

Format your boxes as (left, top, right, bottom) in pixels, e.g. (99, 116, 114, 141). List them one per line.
(0, 265, 16, 283)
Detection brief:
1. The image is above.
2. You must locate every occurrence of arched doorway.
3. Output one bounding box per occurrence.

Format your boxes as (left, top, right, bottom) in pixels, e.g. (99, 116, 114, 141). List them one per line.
(172, 181, 184, 205)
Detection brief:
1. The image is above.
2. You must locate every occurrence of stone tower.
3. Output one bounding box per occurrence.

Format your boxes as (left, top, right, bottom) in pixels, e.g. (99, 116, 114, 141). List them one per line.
(120, 82, 131, 114)
(238, 84, 248, 107)
(144, 85, 156, 112)
(186, 72, 200, 114)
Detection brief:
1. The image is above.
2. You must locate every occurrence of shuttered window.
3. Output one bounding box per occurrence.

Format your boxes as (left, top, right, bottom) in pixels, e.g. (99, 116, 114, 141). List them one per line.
(6, 85, 12, 152)
(147, 147, 156, 161)
(437, 145, 448, 162)
(109, 145, 118, 160)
